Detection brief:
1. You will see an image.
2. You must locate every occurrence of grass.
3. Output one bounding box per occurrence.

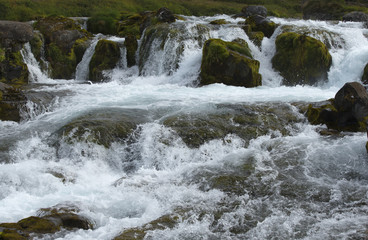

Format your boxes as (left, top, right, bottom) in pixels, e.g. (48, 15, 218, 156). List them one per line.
(0, 0, 367, 21)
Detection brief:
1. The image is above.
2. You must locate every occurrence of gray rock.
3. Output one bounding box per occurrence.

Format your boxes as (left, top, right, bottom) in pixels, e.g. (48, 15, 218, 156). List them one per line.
(343, 11, 368, 22)
(241, 5, 267, 17)
(0, 21, 33, 50)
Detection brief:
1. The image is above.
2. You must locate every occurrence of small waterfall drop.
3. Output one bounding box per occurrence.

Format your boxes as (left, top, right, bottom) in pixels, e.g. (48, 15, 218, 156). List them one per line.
(75, 35, 102, 81)
(21, 43, 50, 83)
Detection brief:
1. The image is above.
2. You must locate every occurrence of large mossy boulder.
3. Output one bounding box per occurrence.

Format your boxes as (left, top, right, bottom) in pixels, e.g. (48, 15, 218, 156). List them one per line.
(0, 21, 33, 87)
(56, 108, 148, 148)
(307, 82, 368, 131)
(272, 32, 332, 86)
(0, 204, 92, 240)
(245, 15, 276, 38)
(89, 39, 121, 82)
(34, 16, 91, 79)
(302, 0, 346, 20)
(200, 38, 262, 87)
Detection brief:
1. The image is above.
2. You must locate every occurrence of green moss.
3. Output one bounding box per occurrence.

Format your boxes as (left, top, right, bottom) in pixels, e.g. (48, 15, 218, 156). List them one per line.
(246, 16, 277, 38)
(73, 37, 90, 64)
(272, 32, 332, 86)
(34, 16, 81, 42)
(29, 32, 44, 62)
(89, 39, 120, 82)
(248, 31, 264, 48)
(47, 43, 77, 79)
(200, 38, 261, 87)
(18, 217, 59, 233)
(0, 230, 27, 240)
(124, 35, 138, 67)
(0, 48, 5, 62)
(209, 19, 229, 25)
(87, 10, 119, 35)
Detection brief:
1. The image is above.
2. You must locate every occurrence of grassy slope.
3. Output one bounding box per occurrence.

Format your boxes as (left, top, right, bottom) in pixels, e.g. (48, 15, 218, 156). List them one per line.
(0, 0, 366, 21)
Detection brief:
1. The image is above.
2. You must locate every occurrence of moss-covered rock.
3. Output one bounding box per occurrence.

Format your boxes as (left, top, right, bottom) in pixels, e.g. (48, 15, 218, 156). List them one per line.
(362, 63, 368, 85)
(210, 19, 229, 25)
(248, 31, 264, 48)
(56, 108, 148, 148)
(163, 103, 303, 148)
(124, 35, 138, 67)
(200, 38, 261, 87)
(89, 39, 121, 82)
(306, 82, 368, 132)
(34, 16, 91, 79)
(245, 15, 276, 38)
(272, 32, 332, 86)
(0, 21, 33, 52)
(0, 83, 26, 122)
(118, 8, 176, 39)
(0, 204, 93, 240)
(0, 50, 29, 87)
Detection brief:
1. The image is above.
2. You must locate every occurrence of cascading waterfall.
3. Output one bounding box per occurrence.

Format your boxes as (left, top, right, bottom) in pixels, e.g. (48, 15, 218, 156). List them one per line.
(21, 42, 50, 83)
(1, 15, 368, 240)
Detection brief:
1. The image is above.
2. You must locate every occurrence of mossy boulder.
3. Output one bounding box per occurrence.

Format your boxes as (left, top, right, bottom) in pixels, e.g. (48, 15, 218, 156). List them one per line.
(0, 49, 29, 87)
(200, 38, 261, 87)
(306, 82, 368, 131)
(89, 39, 121, 82)
(163, 103, 303, 148)
(114, 214, 180, 240)
(272, 32, 332, 86)
(245, 15, 276, 38)
(0, 204, 93, 240)
(248, 31, 264, 48)
(34, 16, 91, 79)
(124, 35, 138, 67)
(118, 8, 176, 39)
(302, 0, 346, 20)
(210, 19, 229, 25)
(362, 63, 368, 85)
(56, 108, 148, 148)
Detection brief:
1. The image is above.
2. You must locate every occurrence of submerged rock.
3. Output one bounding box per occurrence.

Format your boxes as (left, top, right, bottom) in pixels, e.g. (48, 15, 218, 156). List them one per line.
(56, 108, 148, 148)
(163, 103, 303, 148)
(272, 32, 332, 86)
(307, 82, 368, 131)
(200, 38, 262, 87)
(89, 39, 121, 82)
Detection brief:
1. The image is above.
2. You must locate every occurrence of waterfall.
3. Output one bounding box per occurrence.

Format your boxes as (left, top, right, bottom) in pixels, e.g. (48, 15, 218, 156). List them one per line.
(75, 35, 102, 81)
(20, 43, 50, 83)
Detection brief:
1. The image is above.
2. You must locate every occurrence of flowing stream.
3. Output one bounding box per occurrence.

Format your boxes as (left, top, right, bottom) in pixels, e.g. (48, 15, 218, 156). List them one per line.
(1, 15, 368, 239)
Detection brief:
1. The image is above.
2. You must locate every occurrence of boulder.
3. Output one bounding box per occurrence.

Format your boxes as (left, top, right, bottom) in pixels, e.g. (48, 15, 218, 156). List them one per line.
(34, 16, 91, 79)
(245, 15, 276, 38)
(0, 49, 29, 87)
(56, 108, 148, 148)
(0, 21, 33, 51)
(200, 38, 262, 87)
(210, 19, 230, 25)
(0, 204, 93, 240)
(89, 39, 121, 82)
(342, 11, 368, 22)
(302, 0, 345, 20)
(272, 32, 332, 86)
(156, 7, 176, 23)
(306, 82, 368, 132)
(241, 5, 268, 18)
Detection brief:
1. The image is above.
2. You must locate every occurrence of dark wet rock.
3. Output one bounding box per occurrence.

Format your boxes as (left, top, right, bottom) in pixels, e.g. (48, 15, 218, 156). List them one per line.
(272, 32, 332, 86)
(363, 63, 368, 85)
(114, 214, 180, 240)
(302, 0, 345, 20)
(0, 204, 93, 240)
(200, 38, 261, 87)
(0, 82, 26, 122)
(34, 16, 91, 79)
(343, 11, 368, 22)
(307, 82, 368, 132)
(89, 39, 121, 82)
(124, 35, 138, 67)
(240, 5, 268, 18)
(163, 103, 303, 148)
(56, 108, 148, 148)
(156, 7, 176, 23)
(0, 21, 33, 51)
(248, 31, 264, 48)
(0, 49, 29, 87)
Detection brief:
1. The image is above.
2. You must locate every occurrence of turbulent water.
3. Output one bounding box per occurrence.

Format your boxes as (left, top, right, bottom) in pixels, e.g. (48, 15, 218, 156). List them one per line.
(1, 15, 368, 239)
